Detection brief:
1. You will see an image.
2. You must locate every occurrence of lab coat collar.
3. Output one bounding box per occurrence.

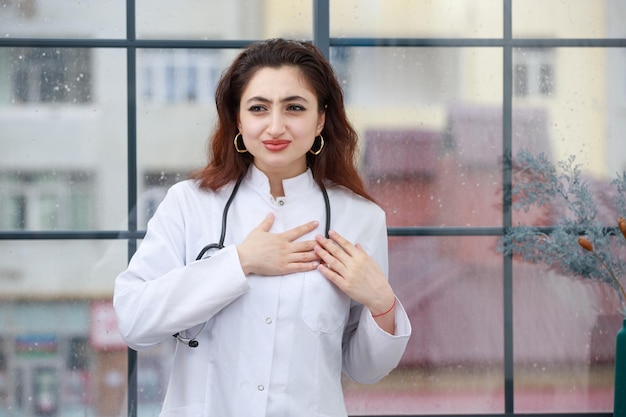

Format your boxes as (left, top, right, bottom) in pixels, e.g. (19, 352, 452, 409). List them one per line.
(246, 164, 317, 199)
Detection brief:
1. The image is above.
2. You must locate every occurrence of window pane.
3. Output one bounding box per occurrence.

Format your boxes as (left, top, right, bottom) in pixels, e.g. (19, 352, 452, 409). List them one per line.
(512, 48, 626, 225)
(513, 48, 557, 98)
(0, 171, 96, 231)
(337, 47, 503, 227)
(513, 261, 617, 412)
(331, 0, 502, 38)
(507, 47, 626, 412)
(539, 48, 625, 176)
(0, 240, 128, 415)
(0, 195, 27, 230)
(0, 1, 125, 39)
(137, 341, 175, 416)
(136, 0, 313, 40)
(513, 0, 626, 38)
(0, 48, 128, 231)
(1, 240, 126, 297)
(5, 48, 92, 105)
(136, 49, 234, 225)
(342, 236, 504, 414)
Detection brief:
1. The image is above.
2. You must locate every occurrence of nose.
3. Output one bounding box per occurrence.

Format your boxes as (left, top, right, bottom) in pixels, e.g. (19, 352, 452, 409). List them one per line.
(266, 110, 286, 137)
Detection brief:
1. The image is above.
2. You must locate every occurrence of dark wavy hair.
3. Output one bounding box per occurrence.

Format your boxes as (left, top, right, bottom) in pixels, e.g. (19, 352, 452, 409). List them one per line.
(190, 38, 374, 202)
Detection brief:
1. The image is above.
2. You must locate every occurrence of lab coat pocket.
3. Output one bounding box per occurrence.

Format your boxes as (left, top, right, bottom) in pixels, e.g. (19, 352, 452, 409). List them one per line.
(302, 272, 350, 334)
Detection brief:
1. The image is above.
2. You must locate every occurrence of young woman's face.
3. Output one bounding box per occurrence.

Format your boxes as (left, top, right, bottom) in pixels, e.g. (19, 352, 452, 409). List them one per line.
(238, 66, 325, 179)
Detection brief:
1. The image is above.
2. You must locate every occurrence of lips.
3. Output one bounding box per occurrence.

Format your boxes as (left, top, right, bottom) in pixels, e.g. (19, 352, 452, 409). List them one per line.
(262, 139, 290, 151)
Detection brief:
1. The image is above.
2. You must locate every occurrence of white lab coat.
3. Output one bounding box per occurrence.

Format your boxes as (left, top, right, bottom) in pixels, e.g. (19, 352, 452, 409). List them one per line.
(114, 165, 411, 417)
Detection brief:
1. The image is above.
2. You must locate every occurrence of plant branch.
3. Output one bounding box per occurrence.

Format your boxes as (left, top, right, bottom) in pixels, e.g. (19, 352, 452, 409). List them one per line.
(591, 250, 626, 313)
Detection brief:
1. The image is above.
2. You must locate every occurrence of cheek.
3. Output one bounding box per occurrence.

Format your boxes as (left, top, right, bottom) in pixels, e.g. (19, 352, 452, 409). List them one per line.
(293, 127, 317, 147)
(296, 119, 322, 137)
(239, 118, 263, 137)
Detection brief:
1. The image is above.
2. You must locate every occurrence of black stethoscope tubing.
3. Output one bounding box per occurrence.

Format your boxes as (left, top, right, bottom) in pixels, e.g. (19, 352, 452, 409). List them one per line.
(174, 174, 331, 347)
(195, 175, 245, 261)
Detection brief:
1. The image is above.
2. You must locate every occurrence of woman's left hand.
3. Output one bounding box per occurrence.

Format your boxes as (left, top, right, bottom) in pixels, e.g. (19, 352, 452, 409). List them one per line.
(315, 230, 396, 332)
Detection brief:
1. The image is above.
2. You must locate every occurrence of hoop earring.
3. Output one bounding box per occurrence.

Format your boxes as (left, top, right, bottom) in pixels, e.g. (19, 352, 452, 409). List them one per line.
(234, 133, 248, 153)
(309, 135, 324, 155)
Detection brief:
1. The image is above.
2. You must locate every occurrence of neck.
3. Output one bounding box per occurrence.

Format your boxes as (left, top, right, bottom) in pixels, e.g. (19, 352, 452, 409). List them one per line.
(253, 162, 307, 199)
(268, 178, 285, 199)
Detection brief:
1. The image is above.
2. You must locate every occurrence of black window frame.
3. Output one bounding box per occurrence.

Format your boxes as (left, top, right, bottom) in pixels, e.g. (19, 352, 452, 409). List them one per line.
(1, 1, 623, 416)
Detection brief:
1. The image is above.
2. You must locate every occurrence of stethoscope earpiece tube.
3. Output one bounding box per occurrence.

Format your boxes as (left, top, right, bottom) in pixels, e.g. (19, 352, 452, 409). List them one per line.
(320, 184, 330, 238)
(195, 176, 244, 261)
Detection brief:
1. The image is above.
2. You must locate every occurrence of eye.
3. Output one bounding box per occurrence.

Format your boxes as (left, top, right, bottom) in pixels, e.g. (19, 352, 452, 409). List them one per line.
(248, 105, 266, 112)
(287, 104, 306, 112)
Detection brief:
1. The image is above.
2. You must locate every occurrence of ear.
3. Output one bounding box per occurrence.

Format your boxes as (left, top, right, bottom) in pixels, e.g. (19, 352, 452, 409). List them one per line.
(316, 110, 326, 135)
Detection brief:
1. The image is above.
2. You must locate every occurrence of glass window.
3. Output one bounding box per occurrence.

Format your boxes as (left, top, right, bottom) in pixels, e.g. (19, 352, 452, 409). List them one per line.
(0, 171, 95, 231)
(330, 0, 502, 38)
(136, 0, 313, 40)
(135, 48, 228, 222)
(138, 171, 189, 229)
(0, 241, 126, 297)
(138, 49, 223, 105)
(0, 298, 128, 417)
(513, 48, 555, 98)
(6, 48, 92, 105)
(0, 47, 128, 231)
(513, 0, 626, 39)
(342, 47, 502, 228)
(137, 341, 174, 413)
(512, 48, 625, 185)
(344, 235, 505, 414)
(515, 63, 529, 96)
(0, 1, 126, 39)
(67, 337, 90, 370)
(513, 261, 620, 412)
(2, 2, 626, 417)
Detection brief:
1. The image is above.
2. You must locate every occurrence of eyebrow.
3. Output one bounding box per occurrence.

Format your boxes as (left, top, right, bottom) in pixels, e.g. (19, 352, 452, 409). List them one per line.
(245, 95, 310, 104)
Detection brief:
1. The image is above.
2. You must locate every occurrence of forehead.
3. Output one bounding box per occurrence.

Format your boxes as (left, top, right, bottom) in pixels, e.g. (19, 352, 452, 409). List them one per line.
(242, 66, 316, 98)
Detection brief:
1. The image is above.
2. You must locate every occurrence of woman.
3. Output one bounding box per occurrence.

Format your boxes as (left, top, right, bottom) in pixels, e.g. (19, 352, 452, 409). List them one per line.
(114, 38, 411, 417)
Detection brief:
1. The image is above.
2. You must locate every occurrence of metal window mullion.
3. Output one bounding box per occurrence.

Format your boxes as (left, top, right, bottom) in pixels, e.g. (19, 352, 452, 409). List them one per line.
(2, 37, 625, 50)
(502, 0, 515, 414)
(313, 0, 330, 58)
(126, 1, 139, 417)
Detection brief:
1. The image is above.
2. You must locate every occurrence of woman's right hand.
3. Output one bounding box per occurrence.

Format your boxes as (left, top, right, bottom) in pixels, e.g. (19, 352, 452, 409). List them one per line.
(236, 213, 321, 276)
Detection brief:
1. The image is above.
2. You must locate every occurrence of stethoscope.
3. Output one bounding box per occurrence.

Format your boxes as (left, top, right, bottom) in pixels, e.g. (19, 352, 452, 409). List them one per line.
(174, 174, 331, 348)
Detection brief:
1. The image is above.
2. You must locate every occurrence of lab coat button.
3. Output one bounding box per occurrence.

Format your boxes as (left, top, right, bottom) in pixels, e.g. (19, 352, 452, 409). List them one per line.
(278, 199, 285, 206)
(265, 317, 272, 324)
(258, 384, 265, 391)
